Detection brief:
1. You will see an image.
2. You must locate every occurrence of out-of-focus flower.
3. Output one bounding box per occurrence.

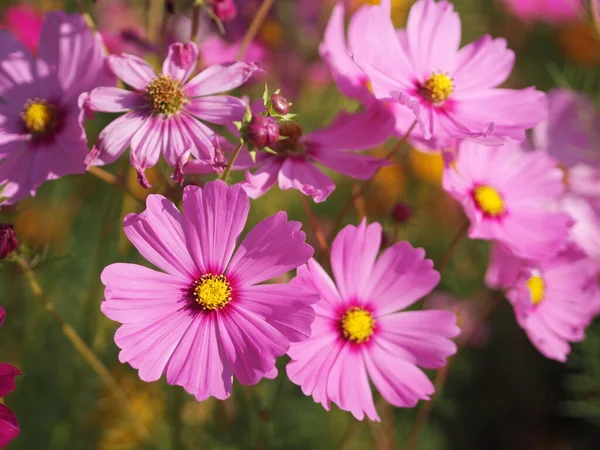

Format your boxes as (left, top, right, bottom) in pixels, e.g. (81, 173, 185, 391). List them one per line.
(353, 0, 546, 144)
(557, 22, 600, 66)
(0, 307, 21, 448)
(498, 0, 583, 24)
(0, 225, 18, 260)
(287, 220, 459, 421)
(443, 140, 573, 260)
(241, 106, 395, 202)
(96, 0, 151, 56)
(486, 244, 599, 361)
(100, 181, 317, 401)
(0, 5, 43, 55)
(0, 12, 115, 206)
(247, 115, 279, 149)
(85, 42, 260, 186)
(208, 0, 238, 23)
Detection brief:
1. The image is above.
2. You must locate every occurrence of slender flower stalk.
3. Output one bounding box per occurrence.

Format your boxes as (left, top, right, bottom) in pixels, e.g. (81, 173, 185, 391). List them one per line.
(438, 220, 470, 272)
(220, 142, 244, 182)
(14, 255, 149, 441)
(236, 0, 276, 60)
(300, 194, 329, 257)
(191, 3, 202, 42)
(87, 167, 146, 204)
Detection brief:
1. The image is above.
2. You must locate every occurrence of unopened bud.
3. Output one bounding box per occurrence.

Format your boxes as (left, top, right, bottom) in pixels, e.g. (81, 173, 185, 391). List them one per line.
(391, 202, 412, 224)
(278, 121, 303, 144)
(247, 115, 279, 149)
(270, 93, 289, 115)
(0, 224, 18, 259)
(210, 0, 237, 22)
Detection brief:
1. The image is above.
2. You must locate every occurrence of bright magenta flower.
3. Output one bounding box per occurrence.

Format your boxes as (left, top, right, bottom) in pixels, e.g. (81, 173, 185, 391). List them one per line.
(353, 0, 546, 143)
(0, 12, 114, 205)
(101, 180, 317, 401)
(498, 0, 583, 23)
(0, 5, 43, 54)
(0, 307, 20, 448)
(287, 221, 458, 421)
(86, 42, 259, 186)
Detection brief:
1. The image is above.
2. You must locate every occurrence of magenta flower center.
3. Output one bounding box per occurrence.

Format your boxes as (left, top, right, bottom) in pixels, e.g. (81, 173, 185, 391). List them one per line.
(193, 274, 232, 310)
(144, 75, 187, 116)
(21, 99, 57, 136)
(420, 73, 454, 104)
(340, 307, 375, 343)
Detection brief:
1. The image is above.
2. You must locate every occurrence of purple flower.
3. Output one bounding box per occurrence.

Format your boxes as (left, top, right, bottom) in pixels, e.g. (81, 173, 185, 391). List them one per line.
(0, 307, 21, 447)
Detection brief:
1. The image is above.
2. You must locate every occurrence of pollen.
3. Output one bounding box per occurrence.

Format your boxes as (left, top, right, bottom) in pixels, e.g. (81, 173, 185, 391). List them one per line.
(193, 274, 232, 311)
(341, 307, 375, 344)
(527, 275, 545, 306)
(472, 185, 505, 217)
(21, 99, 57, 136)
(144, 75, 186, 116)
(421, 73, 454, 104)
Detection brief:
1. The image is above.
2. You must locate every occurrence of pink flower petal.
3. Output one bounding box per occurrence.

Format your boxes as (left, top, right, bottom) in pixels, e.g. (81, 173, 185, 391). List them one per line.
(101, 263, 191, 323)
(162, 42, 199, 82)
(294, 259, 343, 317)
(240, 157, 282, 199)
(366, 241, 440, 315)
(129, 115, 164, 176)
(0, 404, 19, 448)
(87, 87, 146, 112)
(277, 158, 335, 203)
(0, 30, 37, 102)
(186, 95, 247, 125)
(185, 61, 260, 97)
(163, 116, 192, 168)
(227, 211, 313, 286)
(485, 244, 522, 289)
(89, 110, 148, 166)
(313, 150, 389, 180)
(330, 220, 382, 301)
(176, 112, 218, 162)
(122, 195, 197, 278)
(0, 363, 21, 398)
(182, 181, 250, 275)
(108, 53, 156, 91)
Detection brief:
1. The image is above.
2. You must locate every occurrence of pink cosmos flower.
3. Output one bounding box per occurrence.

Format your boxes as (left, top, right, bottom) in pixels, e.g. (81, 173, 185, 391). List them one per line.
(287, 221, 459, 421)
(443, 140, 573, 260)
(353, 0, 546, 143)
(85, 42, 259, 186)
(486, 244, 598, 361)
(0, 5, 43, 55)
(498, 0, 583, 24)
(100, 180, 317, 400)
(241, 105, 395, 202)
(0, 307, 20, 447)
(0, 12, 114, 205)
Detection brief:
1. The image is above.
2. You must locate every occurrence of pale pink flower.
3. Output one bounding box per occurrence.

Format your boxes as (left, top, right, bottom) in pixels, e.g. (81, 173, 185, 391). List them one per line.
(101, 180, 317, 401)
(0, 12, 114, 205)
(353, 0, 546, 143)
(486, 244, 598, 361)
(85, 42, 259, 186)
(443, 140, 573, 260)
(0, 307, 20, 448)
(498, 0, 583, 23)
(287, 221, 459, 421)
(241, 106, 395, 202)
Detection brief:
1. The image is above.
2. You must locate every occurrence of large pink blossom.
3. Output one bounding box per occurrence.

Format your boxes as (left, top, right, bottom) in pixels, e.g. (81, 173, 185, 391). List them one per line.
(100, 180, 317, 401)
(498, 0, 583, 23)
(0, 307, 20, 448)
(85, 42, 259, 186)
(353, 0, 546, 144)
(287, 221, 459, 421)
(486, 244, 598, 361)
(0, 12, 114, 205)
(241, 105, 395, 202)
(443, 140, 573, 260)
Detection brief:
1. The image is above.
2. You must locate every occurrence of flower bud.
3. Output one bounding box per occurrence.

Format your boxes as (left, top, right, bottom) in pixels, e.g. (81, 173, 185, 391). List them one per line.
(270, 93, 289, 115)
(278, 121, 303, 144)
(0, 224, 18, 259)
(210, 0, 237, 22)
(247, 115, 279, 149)
(391, 202, 412, 224)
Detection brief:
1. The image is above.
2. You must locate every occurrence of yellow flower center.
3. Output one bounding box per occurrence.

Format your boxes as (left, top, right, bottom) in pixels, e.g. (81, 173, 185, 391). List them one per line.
(341, 307, 375, 343)
(193, 274, 232, 311)
(21, 99, 57, 136)
(473, 185, 505, 217)
(526, 275, 545, 306)
(421, 73, 454, 104)
(144, 75, 186, 115)
(365, 0, 381, 5)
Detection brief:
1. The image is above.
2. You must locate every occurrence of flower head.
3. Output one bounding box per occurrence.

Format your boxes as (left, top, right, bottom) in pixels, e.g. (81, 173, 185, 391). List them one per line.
(86, 42, 260, 186)
(287, 221, 458, 421)
(352, 0, 546, 143)
(443, 140, 573, 260)
(100, 180, 317, 400)
(0, 12, 115, 205)
(0, 307, 21, 447)
(486, 244, 598, 361)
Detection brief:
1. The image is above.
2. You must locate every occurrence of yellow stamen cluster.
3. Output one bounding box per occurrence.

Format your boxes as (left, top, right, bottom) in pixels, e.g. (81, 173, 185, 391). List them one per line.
(193, 274, 232, 311)
(341, 307, 375, 343)
(527, 275, 545, 306)
(21, 99, 57, 136)
(421, 73, 454, 104)
(144, 75, 186, 115)
(473, 185, 505, 217)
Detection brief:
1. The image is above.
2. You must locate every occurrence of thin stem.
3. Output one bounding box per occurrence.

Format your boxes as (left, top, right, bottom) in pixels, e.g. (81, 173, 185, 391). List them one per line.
(191, 4, 202, 42)
(74, 0, 96, 30)
(220, 142, 244, 183)
(15, 256, 149, 441)
(236, 0, 276, 60)
(87, 166, 145, 204)
(300, 194, 329, 256)
(352, 182, 367, 220)
(438, 220, 469, 272)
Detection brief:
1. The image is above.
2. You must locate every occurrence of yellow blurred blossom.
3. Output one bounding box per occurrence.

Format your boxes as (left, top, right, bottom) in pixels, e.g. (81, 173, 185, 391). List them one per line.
(408, 147, 444, 185)
(557, 22, 600, 66)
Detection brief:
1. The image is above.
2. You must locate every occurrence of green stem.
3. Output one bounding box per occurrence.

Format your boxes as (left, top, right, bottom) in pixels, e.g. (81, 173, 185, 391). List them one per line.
(220, 142, 244, 183)
(236, 0, 276, 60)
